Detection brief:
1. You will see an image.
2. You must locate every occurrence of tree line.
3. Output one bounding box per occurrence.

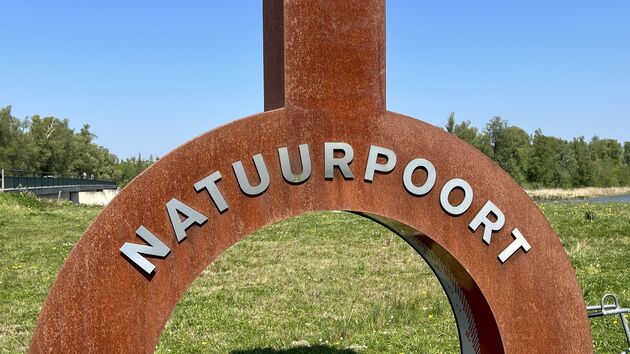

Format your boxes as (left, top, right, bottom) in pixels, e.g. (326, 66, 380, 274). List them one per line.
(0, 106, 154, 186)
(2, 105, 629, 188)
(444, 113, 630, 188)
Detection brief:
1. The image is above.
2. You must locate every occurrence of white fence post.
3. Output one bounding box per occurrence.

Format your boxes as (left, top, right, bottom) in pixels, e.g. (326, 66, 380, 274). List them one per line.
(1, 169, 4, 191)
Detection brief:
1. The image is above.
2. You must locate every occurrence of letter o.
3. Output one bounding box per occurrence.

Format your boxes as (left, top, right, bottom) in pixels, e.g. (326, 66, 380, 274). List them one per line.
(403, 158, 436, 196)
(440, 178, 473, 216)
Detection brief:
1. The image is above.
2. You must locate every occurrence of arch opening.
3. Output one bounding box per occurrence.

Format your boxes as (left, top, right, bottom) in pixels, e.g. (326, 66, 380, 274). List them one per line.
(357, 212, 502, 353)
(156, 211, 467, 353)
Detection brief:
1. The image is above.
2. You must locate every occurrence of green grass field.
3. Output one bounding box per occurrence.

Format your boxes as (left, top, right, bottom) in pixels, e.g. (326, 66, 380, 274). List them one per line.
(0, 193, 629, 353)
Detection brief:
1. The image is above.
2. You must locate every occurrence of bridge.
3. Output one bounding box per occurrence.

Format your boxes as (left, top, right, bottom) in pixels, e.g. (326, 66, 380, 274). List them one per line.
(0, 169, 119, 205)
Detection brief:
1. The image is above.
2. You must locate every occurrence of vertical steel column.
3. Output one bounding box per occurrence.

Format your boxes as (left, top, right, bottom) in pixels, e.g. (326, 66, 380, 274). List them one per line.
(263, 0, 285, 111)
(263, 0, 386, 116)
(283, 0, 386, 114)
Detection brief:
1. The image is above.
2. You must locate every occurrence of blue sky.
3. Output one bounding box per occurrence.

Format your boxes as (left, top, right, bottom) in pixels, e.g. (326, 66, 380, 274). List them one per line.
(1, 1, 628, 159)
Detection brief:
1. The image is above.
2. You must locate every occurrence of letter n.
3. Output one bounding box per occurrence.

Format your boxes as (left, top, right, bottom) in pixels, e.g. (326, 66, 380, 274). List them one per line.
(120, 226, 171, 275)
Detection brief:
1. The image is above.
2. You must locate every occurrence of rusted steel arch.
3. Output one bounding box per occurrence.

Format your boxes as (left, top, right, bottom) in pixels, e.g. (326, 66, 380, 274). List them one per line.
(30, 109, 591, 353)
(30, 1, 592, 353)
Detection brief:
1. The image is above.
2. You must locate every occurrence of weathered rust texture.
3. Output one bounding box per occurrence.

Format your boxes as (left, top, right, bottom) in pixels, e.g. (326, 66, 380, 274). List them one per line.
(30, 1, 593, 353)
(263, 0, 284, 111)
(283, 0, 386, 116)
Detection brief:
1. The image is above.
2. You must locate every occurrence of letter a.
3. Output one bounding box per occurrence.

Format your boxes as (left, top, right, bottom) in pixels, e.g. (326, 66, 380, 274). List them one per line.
(166, 198, 208, 242)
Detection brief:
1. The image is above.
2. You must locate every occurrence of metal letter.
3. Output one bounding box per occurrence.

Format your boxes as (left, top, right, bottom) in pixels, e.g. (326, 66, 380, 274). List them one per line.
(469, 200, 505, 245)
(364, 145, 397, 182)
(166, 198, 208, 242)
(232, 154, 270, 196)
(498, 228, 532, 263)
(278, 144, 311, 184)
(324, 142, 354, 179)
(403, 158, 436, 196)
(119, 226, 171, 275)
(440, 178, 474, 216)
(194, 171, 228, 213)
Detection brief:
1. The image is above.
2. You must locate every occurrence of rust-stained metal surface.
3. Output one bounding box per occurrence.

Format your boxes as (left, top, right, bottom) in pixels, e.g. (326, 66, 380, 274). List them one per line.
(30, 1, 592, 353)
(283, 0, 386, 114)
(263, 0, 284, 111)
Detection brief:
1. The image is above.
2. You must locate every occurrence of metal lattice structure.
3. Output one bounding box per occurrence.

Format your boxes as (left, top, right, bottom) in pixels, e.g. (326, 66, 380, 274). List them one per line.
(587, 293, 630, 353)
(0, 169, 116, 191)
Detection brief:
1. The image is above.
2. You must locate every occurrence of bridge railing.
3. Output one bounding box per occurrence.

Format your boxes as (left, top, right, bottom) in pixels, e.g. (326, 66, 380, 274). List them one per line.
(1, 169, 117, 191)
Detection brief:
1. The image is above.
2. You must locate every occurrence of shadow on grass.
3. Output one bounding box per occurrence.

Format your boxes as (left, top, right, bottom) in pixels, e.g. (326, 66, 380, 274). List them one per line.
(231, 345, 358, 354)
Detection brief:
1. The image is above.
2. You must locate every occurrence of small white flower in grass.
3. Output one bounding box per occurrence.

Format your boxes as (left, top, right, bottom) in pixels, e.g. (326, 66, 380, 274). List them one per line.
(290, 340, 310, 348)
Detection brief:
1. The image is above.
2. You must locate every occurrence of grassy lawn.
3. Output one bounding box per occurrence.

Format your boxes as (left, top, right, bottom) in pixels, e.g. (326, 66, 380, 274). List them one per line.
(0, 194, 102, 353)
(0, 192, 629, 353)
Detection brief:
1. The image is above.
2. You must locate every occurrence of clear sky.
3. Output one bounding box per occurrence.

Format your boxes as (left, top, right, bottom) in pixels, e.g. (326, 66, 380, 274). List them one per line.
(1, 1, 628, 159)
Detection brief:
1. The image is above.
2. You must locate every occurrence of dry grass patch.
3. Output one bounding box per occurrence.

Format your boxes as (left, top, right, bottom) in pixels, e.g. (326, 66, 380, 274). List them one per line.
(526, 186, 630, 200)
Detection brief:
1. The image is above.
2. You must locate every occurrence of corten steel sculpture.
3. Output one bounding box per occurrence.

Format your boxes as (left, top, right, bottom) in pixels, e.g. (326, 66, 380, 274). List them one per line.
(30, 1, 593, 353)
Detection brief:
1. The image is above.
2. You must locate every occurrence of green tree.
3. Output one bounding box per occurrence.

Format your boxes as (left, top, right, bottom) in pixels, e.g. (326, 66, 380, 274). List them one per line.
(444, 112, 455, 133)
(29, 116, 76, 173)
(588, 137, 627, 186)
(493, 126, 530, 184)
(448, 119, 493, 157)
(0, 106, 158, 185)
(528, 130, 575, 188)
(70, 124, 101, 176)
(0, 106, 40, 170)
(590, 137, 623, 163)
(113, 155, 156, 186)
(571, 137, 594, 187)
(0, 106, 22, 168)
(483, 116, 508, 158)
(452, 120, 478, 143)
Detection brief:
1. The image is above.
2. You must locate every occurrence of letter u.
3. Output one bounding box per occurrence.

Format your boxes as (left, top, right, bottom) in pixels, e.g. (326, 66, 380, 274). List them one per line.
(232, 153, 270, 196)
(278, 144, 312, 184)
